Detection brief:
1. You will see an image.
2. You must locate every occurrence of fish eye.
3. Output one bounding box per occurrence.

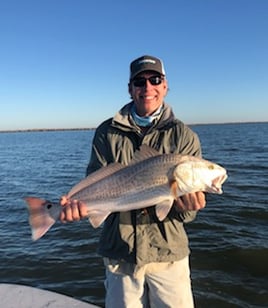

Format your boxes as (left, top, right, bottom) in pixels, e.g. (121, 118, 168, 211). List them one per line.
(46, 203, 52, 209)
(208, 165, 214, 170)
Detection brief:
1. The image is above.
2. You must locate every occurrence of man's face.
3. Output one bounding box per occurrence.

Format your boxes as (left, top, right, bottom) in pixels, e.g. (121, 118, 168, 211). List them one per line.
(129, 71, 168, 116)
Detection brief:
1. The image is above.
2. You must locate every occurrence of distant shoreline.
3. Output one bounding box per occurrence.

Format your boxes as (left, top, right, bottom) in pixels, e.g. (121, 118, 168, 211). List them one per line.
(0, 128, 96, 133)
(0, 121, 267, 133)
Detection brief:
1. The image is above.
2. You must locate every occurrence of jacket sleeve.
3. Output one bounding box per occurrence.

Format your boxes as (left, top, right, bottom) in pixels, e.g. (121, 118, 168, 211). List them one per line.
(177, 124, 202, 157)
(173, 123, 202, 223)
(174, 207, 197, 223)
(86, 121, 111, 176)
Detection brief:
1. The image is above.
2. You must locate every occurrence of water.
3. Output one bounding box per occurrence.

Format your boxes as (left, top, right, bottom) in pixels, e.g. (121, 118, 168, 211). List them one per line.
(0, 123, 267, 307)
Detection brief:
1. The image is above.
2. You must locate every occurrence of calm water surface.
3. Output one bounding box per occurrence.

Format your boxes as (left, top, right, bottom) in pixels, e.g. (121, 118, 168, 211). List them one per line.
(0, 123, 267, 307)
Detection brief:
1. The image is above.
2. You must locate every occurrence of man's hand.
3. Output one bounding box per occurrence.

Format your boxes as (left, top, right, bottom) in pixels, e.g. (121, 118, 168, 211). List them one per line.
(175, 191, 206, 211)
(60, 197, 88, 222)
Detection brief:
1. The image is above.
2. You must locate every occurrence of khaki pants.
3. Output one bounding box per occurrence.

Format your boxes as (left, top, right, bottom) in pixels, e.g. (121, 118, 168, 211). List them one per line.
(104, 256, 194, 308)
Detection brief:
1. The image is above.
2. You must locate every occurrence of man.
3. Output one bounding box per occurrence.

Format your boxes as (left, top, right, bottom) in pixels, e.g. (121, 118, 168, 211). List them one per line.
(61, 55, 206, 307)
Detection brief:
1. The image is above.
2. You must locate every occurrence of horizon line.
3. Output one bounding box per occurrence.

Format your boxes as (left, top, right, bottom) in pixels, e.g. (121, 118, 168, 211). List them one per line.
(0, 121, 267, 134)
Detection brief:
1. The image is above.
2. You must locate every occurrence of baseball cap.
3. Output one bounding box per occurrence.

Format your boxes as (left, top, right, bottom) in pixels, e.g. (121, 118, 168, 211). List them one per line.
(130, 55, 166, 80)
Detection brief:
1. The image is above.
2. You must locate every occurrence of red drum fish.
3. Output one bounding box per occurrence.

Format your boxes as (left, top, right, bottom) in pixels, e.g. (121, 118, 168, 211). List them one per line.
(25, 145, 227, 241)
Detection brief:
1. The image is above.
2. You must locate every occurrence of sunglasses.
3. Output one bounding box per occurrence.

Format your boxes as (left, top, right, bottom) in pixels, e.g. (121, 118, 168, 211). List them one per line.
(132, 76, 164, 87)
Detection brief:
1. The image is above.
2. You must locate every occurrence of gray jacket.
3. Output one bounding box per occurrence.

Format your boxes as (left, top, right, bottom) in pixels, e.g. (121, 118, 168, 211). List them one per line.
(86, 102, 202, 265)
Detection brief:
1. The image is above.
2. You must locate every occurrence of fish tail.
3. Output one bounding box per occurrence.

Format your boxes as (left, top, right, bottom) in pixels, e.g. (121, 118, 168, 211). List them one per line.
(24, 197, 60, 241)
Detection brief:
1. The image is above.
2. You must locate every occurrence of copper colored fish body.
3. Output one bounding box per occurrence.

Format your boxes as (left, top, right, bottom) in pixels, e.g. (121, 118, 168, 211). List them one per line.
(25, 146, 227, 240)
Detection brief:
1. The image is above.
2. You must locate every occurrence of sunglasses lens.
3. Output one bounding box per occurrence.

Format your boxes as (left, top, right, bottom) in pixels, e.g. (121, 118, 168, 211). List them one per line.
(133, 78, 146, 87)
(150, 76, 162, 85)
(133, 76, 163, 87)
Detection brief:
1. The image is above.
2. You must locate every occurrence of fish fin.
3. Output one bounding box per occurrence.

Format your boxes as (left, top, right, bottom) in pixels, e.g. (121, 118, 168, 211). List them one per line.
(68, 163, 124, 197)
(169, 179, 179, 199)
(88, 211, 111, 228)
(130, 145, 160, 164)
(155, 199, 174, 221)
(24, 197, 60, 241)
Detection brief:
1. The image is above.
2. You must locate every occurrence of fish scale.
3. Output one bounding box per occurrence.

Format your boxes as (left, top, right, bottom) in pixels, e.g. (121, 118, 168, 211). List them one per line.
(72, 156, 177, 201)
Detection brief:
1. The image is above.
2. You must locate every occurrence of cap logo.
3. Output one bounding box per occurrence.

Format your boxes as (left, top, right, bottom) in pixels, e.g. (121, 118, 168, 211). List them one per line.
(138, 59, 156, 65)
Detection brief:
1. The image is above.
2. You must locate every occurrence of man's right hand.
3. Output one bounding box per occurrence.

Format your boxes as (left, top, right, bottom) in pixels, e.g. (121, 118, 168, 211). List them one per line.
(60, 197, 88, 223)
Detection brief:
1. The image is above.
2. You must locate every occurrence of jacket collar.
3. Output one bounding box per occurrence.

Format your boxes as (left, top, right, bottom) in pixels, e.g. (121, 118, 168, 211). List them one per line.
(112, 101, 176, 131)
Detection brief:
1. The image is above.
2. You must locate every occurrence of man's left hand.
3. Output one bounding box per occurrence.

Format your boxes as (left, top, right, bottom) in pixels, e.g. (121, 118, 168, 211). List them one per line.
(175, 191, 206, 211)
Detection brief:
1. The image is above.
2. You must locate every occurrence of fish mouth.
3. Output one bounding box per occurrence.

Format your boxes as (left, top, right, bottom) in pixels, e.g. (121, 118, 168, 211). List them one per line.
(211, 173, 228, 193)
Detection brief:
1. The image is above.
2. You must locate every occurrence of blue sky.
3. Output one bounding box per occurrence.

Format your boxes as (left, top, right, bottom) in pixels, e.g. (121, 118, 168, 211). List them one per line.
(0, 0, 267, 130)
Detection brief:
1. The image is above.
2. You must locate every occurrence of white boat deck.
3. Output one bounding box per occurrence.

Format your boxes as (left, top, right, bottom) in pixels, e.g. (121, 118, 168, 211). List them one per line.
(0, 283, 100, 308)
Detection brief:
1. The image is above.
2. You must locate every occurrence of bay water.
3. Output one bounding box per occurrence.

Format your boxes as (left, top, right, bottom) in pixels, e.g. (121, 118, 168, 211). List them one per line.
(0, 123, 267, 307)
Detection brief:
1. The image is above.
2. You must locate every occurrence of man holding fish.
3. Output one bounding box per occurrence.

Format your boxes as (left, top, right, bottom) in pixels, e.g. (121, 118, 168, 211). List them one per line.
(62, 55, 207, 308)
(30, 55, 227, 307)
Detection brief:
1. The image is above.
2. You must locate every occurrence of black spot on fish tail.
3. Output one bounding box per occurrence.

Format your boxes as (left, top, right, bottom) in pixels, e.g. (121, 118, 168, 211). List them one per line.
(46, 203, 53, 210)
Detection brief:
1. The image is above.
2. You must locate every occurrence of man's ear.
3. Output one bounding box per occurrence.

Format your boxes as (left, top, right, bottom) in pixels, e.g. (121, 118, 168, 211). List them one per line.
(128, 82, 132, 96)
(163, 79, 169, 96)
